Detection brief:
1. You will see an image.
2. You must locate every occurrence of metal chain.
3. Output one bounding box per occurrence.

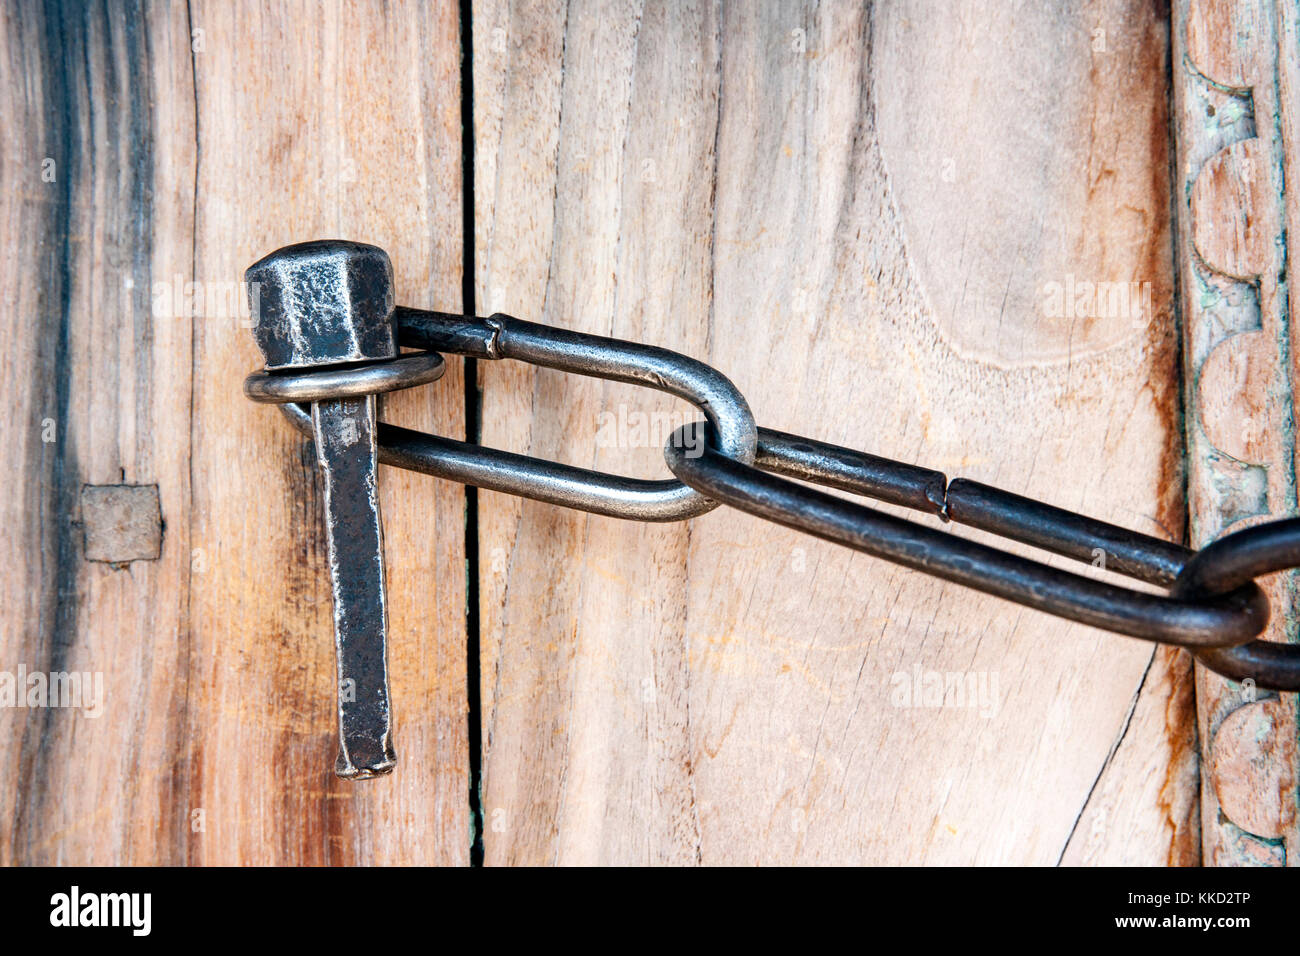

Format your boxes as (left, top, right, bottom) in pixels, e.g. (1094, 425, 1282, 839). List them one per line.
(247, 307, 1300, 692)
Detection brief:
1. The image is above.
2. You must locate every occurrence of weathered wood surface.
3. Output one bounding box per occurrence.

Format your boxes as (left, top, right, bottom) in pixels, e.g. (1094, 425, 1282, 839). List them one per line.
(473, 0, 1195, 864)
(2, 0, 1293, 867)
(0, 0, 468, 865)
(1174, 0, 1299, 866)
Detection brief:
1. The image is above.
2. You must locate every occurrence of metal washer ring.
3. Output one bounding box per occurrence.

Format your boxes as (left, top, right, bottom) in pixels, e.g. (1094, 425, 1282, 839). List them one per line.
(244, 350, 445, 404)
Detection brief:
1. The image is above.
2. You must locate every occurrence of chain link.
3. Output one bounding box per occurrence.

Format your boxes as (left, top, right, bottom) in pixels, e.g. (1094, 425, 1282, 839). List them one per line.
(248, 309, 1300, 691)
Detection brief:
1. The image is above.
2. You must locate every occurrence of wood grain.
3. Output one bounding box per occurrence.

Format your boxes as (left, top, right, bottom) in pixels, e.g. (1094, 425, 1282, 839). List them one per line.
(473, 0, 1194, 864)
(1175, 0, 1300, 867)
(4, 0, 1291, 868)
(0, 0, 198, 866)
(0, 0, 469, 865)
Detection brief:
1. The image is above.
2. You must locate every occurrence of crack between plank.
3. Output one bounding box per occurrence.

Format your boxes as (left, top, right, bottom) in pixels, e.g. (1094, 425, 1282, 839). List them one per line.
(1055, 648, 1155, 865)
(459, 0, 484, 869)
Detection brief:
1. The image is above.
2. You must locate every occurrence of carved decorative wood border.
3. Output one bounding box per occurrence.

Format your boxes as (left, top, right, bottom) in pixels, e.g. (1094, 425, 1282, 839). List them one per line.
(1175, 0, 1299, 866)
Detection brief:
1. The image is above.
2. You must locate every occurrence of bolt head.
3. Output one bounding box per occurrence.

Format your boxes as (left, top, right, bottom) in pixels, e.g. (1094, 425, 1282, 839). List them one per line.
(245, 240, 397, 370)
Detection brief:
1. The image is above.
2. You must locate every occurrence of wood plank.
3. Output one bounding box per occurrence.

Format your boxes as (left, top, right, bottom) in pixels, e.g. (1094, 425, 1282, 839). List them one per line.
(0, 0, 199, 866)
(0, 0, 469, 865)
(1174, 0, 1299, 867)
(474, 0, 1193, 864)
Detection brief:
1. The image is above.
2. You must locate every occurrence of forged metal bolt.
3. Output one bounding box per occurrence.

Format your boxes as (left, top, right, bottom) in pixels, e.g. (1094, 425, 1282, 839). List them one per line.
(247, 240, 398, 779)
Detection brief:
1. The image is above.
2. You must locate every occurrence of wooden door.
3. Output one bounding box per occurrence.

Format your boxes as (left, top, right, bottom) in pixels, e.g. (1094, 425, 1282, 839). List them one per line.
(1, 0, 1294, 866)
